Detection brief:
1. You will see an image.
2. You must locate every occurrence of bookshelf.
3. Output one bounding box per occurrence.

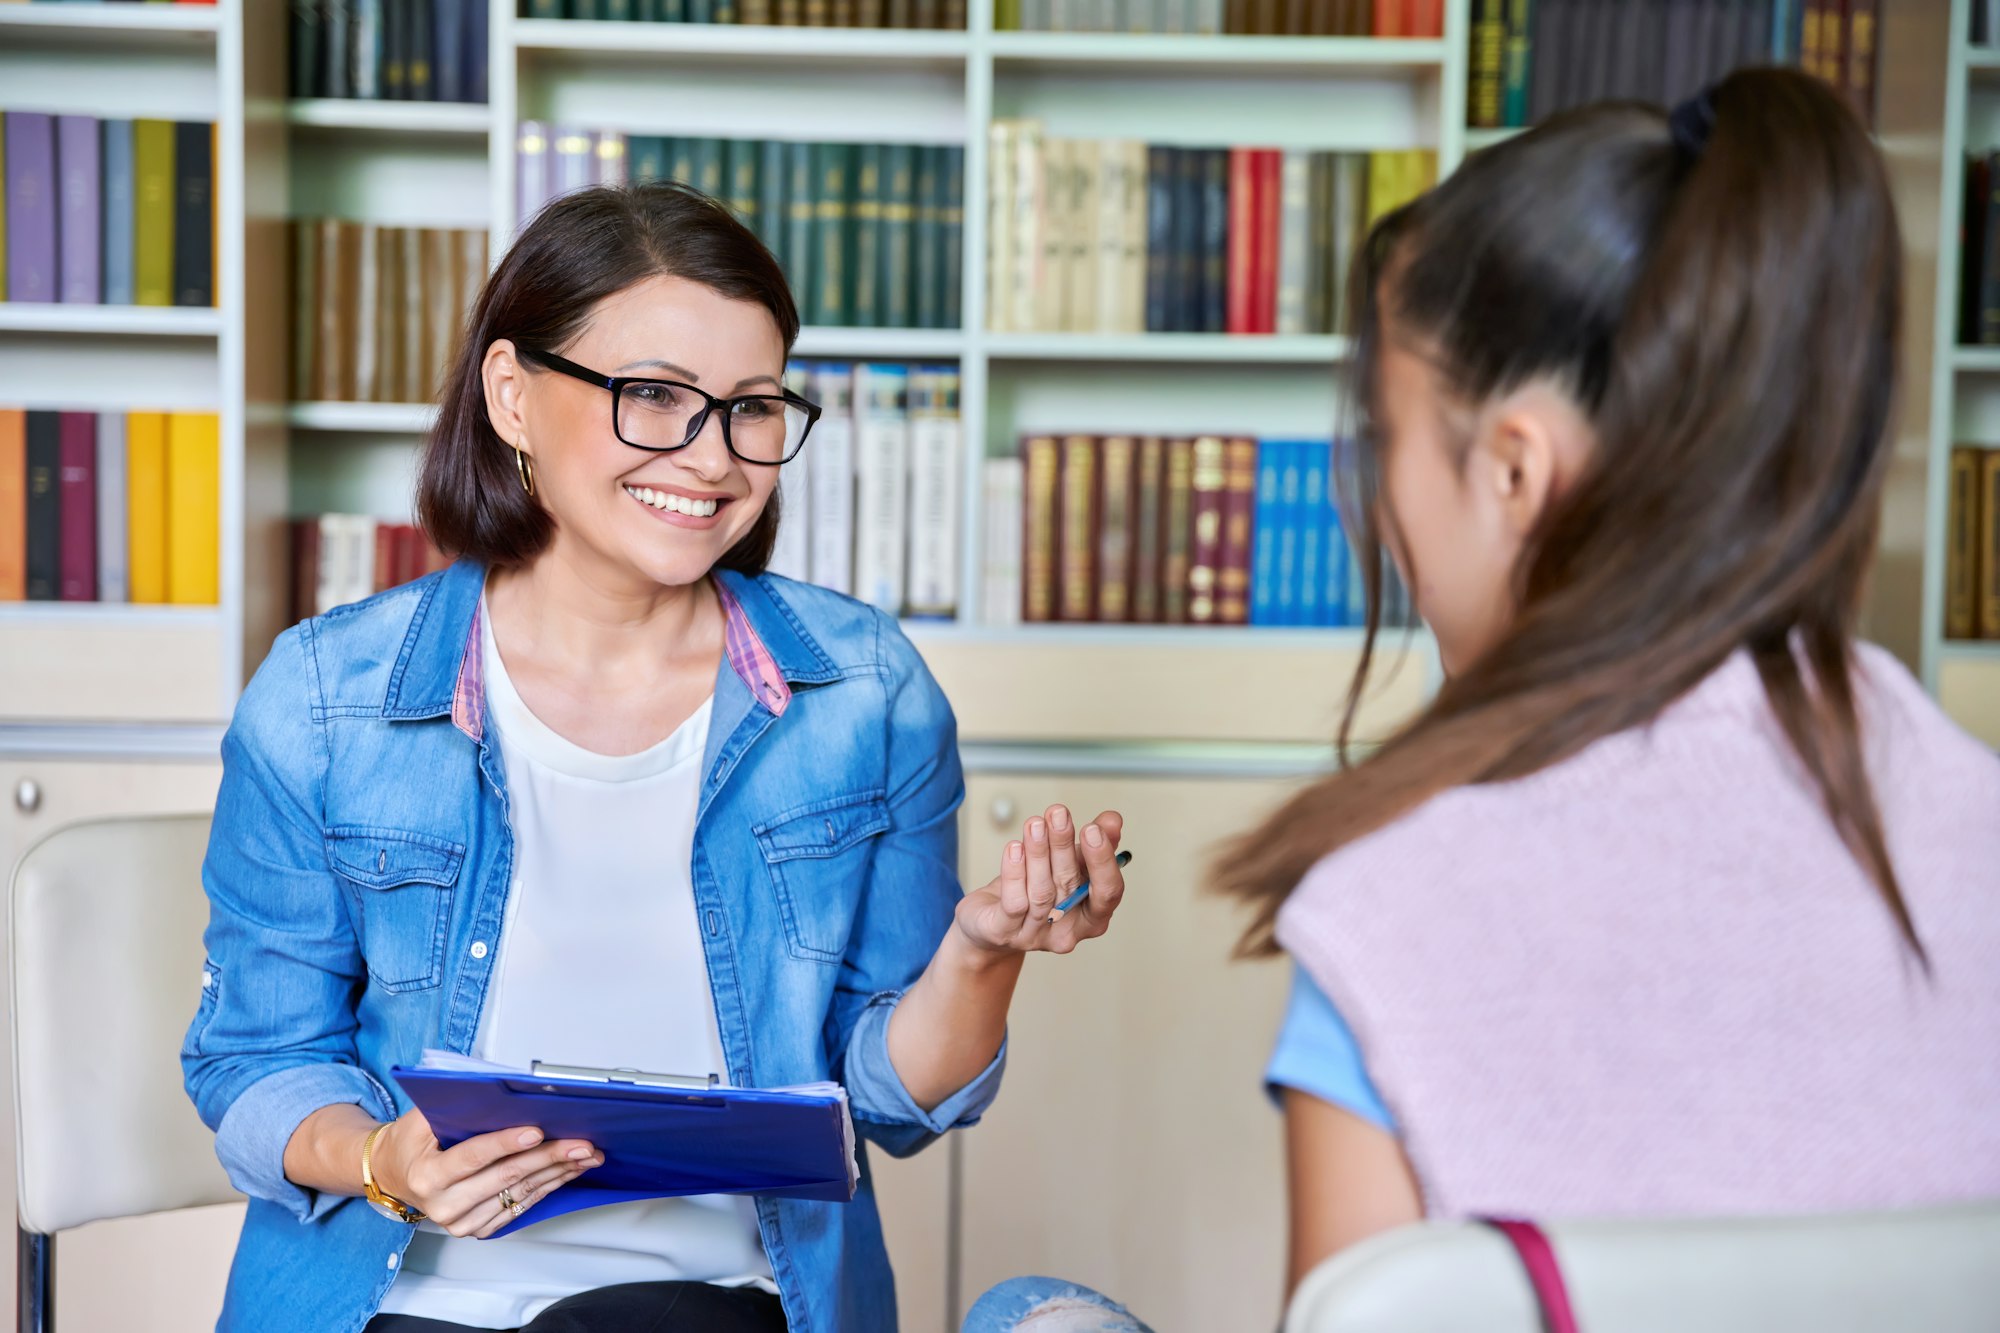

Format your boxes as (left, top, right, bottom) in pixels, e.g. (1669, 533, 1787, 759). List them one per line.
(1927, 0, 2000, 747)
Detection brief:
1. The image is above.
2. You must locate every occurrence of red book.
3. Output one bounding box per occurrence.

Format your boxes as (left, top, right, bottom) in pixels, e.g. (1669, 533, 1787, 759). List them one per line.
(57, 413, 97, 602)
(373, 522, 398, 595)
(1404, 0, 1441, 37)
(1226, 148, 1257, 335)
(399, 525, 426, 586)
(291, 518, 320, 623)
(1252, 150, 1283, 335)
(1372, 0, 1402, 35)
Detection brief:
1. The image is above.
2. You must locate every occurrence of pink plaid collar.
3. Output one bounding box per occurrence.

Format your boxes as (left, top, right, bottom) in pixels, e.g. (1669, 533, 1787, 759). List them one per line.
(450, 581, 792, 742)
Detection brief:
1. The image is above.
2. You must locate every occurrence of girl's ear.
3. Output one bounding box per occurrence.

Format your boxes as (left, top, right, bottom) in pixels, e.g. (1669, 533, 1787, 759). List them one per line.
(1473, 381, 1594, 540)
(483, 339, 531, 457)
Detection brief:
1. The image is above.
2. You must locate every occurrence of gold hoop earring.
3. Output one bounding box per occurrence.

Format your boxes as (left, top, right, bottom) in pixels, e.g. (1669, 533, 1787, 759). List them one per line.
(514, 443, 536, 497)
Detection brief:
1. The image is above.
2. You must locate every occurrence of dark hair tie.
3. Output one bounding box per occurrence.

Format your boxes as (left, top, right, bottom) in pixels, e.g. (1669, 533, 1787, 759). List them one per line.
(1669, 88, 1718, 159)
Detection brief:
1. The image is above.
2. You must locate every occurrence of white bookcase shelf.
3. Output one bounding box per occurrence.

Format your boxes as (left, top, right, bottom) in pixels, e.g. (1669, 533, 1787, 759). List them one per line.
(0, 304, 223, 337)
(513, 17, 972, 63)
(286, 99, 494, 136)
(0, 5, 220, 45)
(287, 402, 438, 433)
(985, 32, 1446, 73)
(983, 332, 1350, 363)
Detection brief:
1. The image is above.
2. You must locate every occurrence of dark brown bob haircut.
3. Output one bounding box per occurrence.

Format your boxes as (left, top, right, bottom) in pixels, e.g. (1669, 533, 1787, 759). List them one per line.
(418, 181, 801, 573)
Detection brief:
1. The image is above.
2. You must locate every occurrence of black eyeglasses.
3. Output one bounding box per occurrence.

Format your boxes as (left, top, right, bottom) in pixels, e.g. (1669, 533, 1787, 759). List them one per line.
(521, 348, 821, 466)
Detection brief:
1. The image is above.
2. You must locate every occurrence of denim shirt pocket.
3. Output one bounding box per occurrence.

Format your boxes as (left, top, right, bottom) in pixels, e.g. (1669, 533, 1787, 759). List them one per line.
(754, 791, 891, 963)
(326, 827, 465, 993)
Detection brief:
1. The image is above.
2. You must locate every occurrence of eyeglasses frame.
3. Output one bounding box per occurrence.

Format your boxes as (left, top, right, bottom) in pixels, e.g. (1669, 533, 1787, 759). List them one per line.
(519, 346, 821, 465)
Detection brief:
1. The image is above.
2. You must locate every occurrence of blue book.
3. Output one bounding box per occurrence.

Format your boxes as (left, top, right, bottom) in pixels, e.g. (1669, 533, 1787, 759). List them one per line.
(1298, 442, 1325, 628)
(392, 1053, 857, 1239)
(57, 115, 100, 305)
(466, 0, 490, 104)
(1275, 441, 1303, 626)
(1250, 440, 1282, 626)
(433, 0, 465, 103)
(101, 119, 135, 306)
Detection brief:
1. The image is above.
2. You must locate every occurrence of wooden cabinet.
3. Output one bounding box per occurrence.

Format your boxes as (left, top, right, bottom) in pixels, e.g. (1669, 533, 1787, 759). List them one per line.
(0, 756, 240, 1333)
(950, 770, 1304, 1332)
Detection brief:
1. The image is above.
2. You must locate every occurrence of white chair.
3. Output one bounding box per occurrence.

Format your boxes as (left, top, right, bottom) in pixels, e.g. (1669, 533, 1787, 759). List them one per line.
(9, 814, 240, 1333)
(1284, 1205, 2000, 1333)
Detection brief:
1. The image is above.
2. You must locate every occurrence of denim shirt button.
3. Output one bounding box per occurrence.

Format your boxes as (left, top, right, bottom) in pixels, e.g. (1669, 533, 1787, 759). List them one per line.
(386, 1253, 399, 1270)
(469, 940, 489, 960)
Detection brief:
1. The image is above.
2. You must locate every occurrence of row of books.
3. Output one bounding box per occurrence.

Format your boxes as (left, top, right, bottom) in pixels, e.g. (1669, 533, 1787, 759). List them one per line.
(289, 0, 491, 104)
(1469, 0, 1879, 132)
(1973, 0, 2000, 46)
(518, 128, 967, 330)
(1958, 154, 2000, 348)
(290, 221, 490, 405)
(0, 410, 219, 606)
(2, 113, 215, 308)
(1946, 446, 2000, 641)
(986, 126, 1434, 336)
(524, 0, 968, 22)
(1000, 0, 1442, 34)
(291, 517, 451, 622)
(997, 434, 1410, 628)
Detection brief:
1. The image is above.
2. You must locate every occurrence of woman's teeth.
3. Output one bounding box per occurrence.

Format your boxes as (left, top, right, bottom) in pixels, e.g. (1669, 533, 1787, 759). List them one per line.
(625, 485, 720, 518)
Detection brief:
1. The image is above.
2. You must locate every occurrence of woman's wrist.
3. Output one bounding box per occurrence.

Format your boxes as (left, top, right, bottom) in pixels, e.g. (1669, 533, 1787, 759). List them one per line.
(947, 905, 1030, 977)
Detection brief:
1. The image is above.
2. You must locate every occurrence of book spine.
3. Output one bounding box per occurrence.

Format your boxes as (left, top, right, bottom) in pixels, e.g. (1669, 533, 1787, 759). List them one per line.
(407, 0, 435, 101)
(1251, 440, 1282, 625)
(1010, 123, 1043, 333)
(1299, 443, 1327, 626)
(1983, 451, 2000, 637)
(1502, 0, 1534, 127)
(56, 413, 96, 602)
(516, 121, 549, 231)
(467, 0, 490, 103)
(353, 224, 380, 401)
(25, 412, 60, 602)
(293, 221, 320, 401)
(166, 412, 220, 605)
(785, 141, 816, 319)
(941, 145, 964, 330)
(293, 1, 324, 98)
(172, 120, 213, 307)
(913, 146, 943, 330)
(317, 219, 347, 399)
(1218, 436, 1257, 623)
(1144, 144, 1173, 333)
(422, 228, 455, 400)
(373, 520, 397, 595)
(1409, 0, 1441, 35)
(1067, 140, 1101, 333)
(1226, 148, 1255, 335)
(400, 226, 426, 401)
(363, 0, 390, 100)
(0, 411, 22, 601)
(1035, 137, 1068, 333)
(102, 119, 137, 306)
(813, 143, 851, 327)
(1331, 153, 1365, 333)
(905, 367, 962, 617)
(879, 143, 916, 328)
(807, 364, 856, 594)
(1171, 147, 1203, 334)
(1304, 154, 1330, 336)
(1983, 153, 2000, 346)
(125, 413, 169, 604)
(852, 144, 884, 328)
(725, 135, 757, 222)
(553, 125, 595, 199)
(1472, 0, 1505, 128)
(6, 114, 58, 304)
(96, 412, 128, 602)
(1022, 435, 1060, 622)
(1275, 150, 1310, 336)
(57, 117, 101, 304)
(434, 0, 465, 102)
(1846, 0, 1877, 126)
(596, 131, 629, 188)
(1160, 437, 1194, 622)
(758, 137, 788, 259)
(986, 124, 1016, 331)
(1128, 436, 1164, 622)
(1952, 445, 1978, 635)
(629, 136, 667, 186)
(852, 364, 911, 613)
(1252, 149, 1281, 335)
(290, 519, 316, 624)
(1056, 434, 1098, 622)
(1275, 441, 1303, 625)
(1092, 142, 1125, 333)
(1096, 435, 1136, 622)
(982, 456, 1025, 627)
(1186, 436, 1225, 623)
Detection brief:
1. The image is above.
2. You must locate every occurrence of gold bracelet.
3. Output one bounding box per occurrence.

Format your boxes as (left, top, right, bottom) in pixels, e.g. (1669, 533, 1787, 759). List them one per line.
(360, 1122, 425, 1224)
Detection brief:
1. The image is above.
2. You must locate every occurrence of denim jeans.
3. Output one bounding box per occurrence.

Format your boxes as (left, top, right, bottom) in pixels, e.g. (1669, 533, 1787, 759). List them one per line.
(963, 1278, 1155, 1332)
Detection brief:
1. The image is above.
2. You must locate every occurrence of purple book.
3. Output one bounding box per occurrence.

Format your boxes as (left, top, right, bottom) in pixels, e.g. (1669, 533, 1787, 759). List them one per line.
(5, 113, 59, 304)
(57, 412, 97, 602)
(57, 116, 101, 305)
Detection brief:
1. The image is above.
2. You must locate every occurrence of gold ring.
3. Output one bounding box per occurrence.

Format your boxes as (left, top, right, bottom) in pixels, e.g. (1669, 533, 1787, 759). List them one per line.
(498, 1187, 516, 1211)
(509, 1199, 526, 1218)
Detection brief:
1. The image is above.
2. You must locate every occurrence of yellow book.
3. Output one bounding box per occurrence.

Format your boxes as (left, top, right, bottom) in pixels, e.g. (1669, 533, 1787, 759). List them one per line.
(133, 120, 176, 308)
(126, 412, 170, 604)
(1947, 447, 1979, 640)
(166, 412, 220, 605)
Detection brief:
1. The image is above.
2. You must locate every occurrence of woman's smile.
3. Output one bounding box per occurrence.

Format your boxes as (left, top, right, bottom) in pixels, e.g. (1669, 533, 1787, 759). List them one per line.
(621, 482, 731, 527)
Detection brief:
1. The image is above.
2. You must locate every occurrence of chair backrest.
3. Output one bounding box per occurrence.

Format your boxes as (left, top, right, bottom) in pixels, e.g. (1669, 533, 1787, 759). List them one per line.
(10, 813, 239, 1235)
(1283, 1205, 2000, 1333)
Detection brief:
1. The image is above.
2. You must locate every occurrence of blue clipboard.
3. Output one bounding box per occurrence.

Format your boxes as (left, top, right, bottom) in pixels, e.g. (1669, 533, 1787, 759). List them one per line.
(390, 1059, 857, 1238)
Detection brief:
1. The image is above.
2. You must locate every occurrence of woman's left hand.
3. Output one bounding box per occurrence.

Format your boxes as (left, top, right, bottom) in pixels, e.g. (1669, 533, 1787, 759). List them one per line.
(954, 805, 1127, 958)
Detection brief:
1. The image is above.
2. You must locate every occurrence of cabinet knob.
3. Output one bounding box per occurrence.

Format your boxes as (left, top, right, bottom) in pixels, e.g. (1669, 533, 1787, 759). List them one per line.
(989, 797, 1016, 829)
(14, 779, 41, 815)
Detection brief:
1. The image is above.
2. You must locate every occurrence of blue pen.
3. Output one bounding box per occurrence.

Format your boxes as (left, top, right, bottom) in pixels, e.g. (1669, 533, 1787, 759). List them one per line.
(1047, 850, 1133, 923)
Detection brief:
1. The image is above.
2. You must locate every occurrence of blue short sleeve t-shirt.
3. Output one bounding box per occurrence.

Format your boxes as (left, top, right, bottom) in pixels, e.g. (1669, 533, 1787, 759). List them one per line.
(1264, 963, 1397, 1133)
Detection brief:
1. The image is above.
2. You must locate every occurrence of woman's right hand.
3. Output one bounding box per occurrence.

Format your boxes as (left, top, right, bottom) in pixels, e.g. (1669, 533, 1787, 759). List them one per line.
(368, 1106, 603, 1238)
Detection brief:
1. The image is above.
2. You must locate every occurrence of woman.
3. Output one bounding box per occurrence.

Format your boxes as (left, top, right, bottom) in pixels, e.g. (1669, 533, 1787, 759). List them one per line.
(182, 181, 1128, 1333)
(970, 70, 2000, 1331)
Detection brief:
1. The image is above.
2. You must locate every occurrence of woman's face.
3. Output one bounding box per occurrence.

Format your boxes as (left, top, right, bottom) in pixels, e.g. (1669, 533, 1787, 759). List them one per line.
(494, 273, 787, 593)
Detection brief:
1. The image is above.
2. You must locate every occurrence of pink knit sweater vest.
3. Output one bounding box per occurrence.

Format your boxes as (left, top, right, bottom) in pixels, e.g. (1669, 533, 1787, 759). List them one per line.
(1276, 645, 2000, 1220)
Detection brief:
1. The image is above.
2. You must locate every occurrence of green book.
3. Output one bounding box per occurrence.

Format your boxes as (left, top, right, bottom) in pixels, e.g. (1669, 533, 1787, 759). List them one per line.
(850, 144, 884, 329)
(133, 119, 175, 309)
(912, 146, 943, 330)
(996, 0, 1019, 27)
(878, 143, 915, 329)
(758, 138, 788, 261)
(786, 142, 815, 320)
(940, 143, 963, 330)
(1501, 0, 1533, 129)
(725, 137, 760, 228)
(690, 137, 725, 200)
(604, 0, 636, 17)
(528, 0, 562, 18)
(669, 137, 698, 187)
(568, 0, 604, 17)
(715, 0, 738, 23)
(687, 0, 715, 24)
(630, 135, 670, 184)
(811, 143, 851, 327)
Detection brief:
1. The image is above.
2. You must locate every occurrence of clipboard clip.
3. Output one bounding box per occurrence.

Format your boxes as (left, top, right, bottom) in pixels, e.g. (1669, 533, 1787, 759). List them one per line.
(530, 1060, 721, 1091)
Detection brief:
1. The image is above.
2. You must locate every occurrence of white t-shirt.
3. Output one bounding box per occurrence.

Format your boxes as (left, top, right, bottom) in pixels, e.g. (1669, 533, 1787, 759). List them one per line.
(376, 600, 772, 1329)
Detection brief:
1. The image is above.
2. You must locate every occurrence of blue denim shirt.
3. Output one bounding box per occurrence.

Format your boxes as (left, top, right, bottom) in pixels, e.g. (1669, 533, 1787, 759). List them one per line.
(181, 560, 1003, 1333)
